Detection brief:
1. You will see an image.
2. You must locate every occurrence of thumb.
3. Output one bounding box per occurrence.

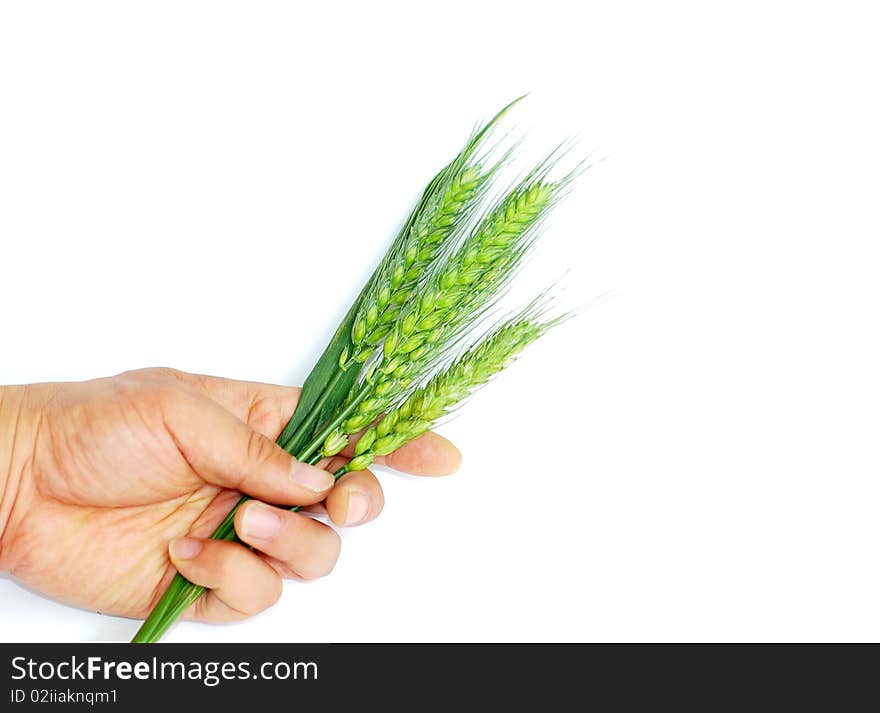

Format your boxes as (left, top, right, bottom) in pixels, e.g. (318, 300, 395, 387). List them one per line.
(167, 393, 335, 506)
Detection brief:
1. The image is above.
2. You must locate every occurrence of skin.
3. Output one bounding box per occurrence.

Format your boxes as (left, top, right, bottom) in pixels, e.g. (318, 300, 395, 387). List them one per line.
(0, 368, 461, 624)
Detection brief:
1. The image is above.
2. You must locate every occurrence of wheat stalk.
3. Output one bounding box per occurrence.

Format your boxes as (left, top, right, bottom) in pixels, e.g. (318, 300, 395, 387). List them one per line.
(131, 97, 587, 644)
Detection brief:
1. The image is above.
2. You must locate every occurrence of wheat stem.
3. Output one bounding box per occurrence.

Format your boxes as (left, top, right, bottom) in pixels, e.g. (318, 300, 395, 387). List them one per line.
(130, 97, 585, 644)
(277, 368, 346, 452)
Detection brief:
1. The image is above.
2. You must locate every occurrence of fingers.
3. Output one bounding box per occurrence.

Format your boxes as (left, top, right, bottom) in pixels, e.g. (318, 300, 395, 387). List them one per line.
(169, 537, 282, 623)
(324, 470, 384, 526)
(159, 370, 462, 477)
(234, 501, 341, 579)
(167, 497, 346, 623)
(162, 369, 301, 440)
(375, 431, 462, 476)
(167, 395, 334, 507)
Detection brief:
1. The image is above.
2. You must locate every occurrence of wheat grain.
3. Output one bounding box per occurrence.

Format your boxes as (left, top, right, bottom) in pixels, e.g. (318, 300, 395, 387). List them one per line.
(348, 98, 526, 364)
(349, 164, 489, 362)
(341, 173, 563, 434)
(345, 313, 554, 472)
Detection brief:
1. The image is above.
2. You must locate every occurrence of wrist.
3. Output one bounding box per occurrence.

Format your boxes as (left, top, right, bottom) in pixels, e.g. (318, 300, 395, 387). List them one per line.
(0, 385, 31, 573)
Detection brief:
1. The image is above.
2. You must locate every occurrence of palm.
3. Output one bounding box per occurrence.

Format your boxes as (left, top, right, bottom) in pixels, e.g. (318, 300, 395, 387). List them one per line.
(12, 374, 246, 617)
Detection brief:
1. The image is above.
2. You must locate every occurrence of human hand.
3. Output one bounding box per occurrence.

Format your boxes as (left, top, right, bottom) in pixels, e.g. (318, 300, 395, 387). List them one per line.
(0, 368, 461, 623)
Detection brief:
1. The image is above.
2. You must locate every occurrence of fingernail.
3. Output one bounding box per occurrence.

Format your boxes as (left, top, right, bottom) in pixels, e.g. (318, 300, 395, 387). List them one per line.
(291, 462, 335, 493)
(170, 537, 203, 560)
(345, 491, 370, 526)
(241, 502, 282, 540)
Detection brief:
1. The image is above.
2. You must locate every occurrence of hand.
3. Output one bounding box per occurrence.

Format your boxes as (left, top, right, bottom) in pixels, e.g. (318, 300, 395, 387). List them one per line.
(0, 368, 460, 623)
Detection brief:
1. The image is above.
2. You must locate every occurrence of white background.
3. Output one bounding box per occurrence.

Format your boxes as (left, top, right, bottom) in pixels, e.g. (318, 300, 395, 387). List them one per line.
(1, 1, 878, 642)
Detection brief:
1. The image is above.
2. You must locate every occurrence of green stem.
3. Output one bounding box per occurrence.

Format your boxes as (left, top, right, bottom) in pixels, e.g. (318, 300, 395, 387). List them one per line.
(131, 386, 370, 643)
(277, 369, 346, 452)
(296, 387, 369, 462)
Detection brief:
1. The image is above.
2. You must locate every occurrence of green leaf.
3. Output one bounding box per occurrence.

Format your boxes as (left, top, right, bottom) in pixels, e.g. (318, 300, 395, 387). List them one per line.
(275, 299, 361, 454)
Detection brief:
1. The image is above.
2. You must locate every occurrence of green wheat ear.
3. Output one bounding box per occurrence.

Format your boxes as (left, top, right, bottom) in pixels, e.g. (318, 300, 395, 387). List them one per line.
(339, 160, 573, 436)
(349, 97, 525, 362)
(345, 308, 562, 472)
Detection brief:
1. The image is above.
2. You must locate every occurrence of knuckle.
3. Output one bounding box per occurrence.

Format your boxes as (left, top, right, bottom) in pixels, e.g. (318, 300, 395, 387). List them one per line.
(135, 366, 188, 385)
(296, 528, 341, 580)
(155, 366, 185, 380)
(246, 387, 301, 436)
(245, 395, 279, 434)
(214, 552, 237, 584)
(245, 429, 278, 467)
(246, 573, 283, 616)
(116, 368, 194, 410)
(156, 383, 190, 410)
